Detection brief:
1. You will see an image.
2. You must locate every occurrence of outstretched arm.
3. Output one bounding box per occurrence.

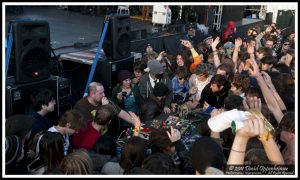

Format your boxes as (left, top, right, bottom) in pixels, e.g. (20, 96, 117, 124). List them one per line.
(248, 59, 284, 123)
(211, 37, 221, 68)
(233, 37, 242, 72)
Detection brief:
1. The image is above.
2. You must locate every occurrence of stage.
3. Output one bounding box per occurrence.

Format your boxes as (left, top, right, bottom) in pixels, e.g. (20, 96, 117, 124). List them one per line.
(5, 6, 186, 57)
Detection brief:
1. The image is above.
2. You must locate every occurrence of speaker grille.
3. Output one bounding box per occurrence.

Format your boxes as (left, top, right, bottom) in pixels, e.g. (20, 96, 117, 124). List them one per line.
(103, 14, 131, 61)
(117, 33, 131, 56)
(22, 47, 50, 78)
(9, 20, 51, 84)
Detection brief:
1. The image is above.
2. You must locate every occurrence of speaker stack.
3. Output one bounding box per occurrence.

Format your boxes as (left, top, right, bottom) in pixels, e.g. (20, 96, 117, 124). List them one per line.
(6, 20, 72, 119)
(60, 14, 134, 100)
(5, 75, 72, 120)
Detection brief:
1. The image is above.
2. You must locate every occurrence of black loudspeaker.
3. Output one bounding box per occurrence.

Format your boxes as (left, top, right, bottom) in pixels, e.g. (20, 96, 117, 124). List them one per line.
(276, 10, 295, 29)
(5, 76, 72, 120)
(221, 6, 246, 26)
(103, 14, 131, 61)
(9, 20, 51, 84)
(61, 55, 134, 99)
(93, 55, 134, 98)
(265, 12, 273, 25)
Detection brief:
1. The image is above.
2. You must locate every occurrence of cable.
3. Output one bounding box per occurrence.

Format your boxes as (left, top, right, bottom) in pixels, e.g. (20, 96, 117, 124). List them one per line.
(116, 129, 128, 145)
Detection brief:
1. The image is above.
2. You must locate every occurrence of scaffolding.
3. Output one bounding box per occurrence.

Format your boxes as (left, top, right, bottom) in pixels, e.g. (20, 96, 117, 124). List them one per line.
(212, 5, 223, 32)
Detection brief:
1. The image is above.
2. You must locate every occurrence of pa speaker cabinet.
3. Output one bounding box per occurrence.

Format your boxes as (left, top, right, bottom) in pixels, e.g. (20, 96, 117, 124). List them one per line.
(60, 55, 134, 99)
(5, 76, 72, 120)
(93, 55, 135, 98)
(8, 20, 51, 84)
(103, 14, 131, 61)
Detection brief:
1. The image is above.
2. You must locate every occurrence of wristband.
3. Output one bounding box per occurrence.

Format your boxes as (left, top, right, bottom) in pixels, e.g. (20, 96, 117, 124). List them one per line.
(133, 126, 143, 133)
(258, 131, 273, 142)
(133, 127, 140, 133)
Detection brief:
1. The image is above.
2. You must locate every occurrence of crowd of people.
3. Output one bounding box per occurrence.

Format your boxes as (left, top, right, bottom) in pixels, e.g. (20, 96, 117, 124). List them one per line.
(5, 20, 296, 176)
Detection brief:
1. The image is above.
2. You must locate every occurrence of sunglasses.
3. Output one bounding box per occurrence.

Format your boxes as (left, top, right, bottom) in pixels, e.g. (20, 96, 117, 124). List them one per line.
(283, 43, 290, 46)
(178, 77, 187, 80)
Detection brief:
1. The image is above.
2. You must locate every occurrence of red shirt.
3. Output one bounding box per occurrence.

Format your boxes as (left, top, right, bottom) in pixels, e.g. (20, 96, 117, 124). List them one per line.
(72, 120, 101, 150)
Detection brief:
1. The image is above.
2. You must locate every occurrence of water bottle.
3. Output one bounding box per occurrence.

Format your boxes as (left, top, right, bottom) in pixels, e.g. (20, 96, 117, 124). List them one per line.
(207, 109, 250, 132)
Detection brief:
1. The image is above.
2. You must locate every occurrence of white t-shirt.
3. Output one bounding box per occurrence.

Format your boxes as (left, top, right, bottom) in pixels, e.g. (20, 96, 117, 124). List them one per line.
(194, 75, 212, 101)
(48, 126, 69, 156)
(149, 73, 158, 88)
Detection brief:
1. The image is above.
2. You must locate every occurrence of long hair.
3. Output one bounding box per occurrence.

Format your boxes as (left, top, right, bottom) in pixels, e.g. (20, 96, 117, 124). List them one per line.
(39, 132, 65, 170)
(120, 136, 147, 173)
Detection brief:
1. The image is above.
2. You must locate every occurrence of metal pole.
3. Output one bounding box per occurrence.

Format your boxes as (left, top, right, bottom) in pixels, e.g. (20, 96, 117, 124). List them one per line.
(5, 24, 13, 78)
(83, 15, 110, 97)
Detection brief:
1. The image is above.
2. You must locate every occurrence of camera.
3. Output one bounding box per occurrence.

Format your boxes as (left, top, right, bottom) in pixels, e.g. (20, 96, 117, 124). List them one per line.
(121, 91, 127, 98)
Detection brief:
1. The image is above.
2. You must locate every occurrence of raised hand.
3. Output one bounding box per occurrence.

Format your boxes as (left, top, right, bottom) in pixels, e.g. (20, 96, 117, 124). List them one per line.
(157, 51, 166, 61)
(235, 37, 243, 48)
(101, 97, 109, 105)
(248, 59, 260, 78)
(211, 36, 220, 51)
(243, 96, 262, 112)
(181, 40, 193, 49)
(235, 116, 266, 140)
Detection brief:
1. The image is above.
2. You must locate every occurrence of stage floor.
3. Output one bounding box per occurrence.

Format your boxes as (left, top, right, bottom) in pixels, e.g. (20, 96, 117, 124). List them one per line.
(4, 5, 166, 55)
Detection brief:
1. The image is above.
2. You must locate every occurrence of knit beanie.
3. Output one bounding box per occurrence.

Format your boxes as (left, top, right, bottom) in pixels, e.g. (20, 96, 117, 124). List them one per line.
(203, 34, 213, 42)
(146, 43, 154, 50)
(117, 70, 132, 82)
(148, 60, 163, 76)
(186, 23, 197, 30)
(153, 82, 170, 97)
(6, 114, 35, 140)
(5, 135, 23, 165)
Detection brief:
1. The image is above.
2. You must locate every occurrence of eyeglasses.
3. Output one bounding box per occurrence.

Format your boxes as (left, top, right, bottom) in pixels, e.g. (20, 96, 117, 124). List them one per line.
(178, 77, 187, 80)
(283, 43, 290, 46)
